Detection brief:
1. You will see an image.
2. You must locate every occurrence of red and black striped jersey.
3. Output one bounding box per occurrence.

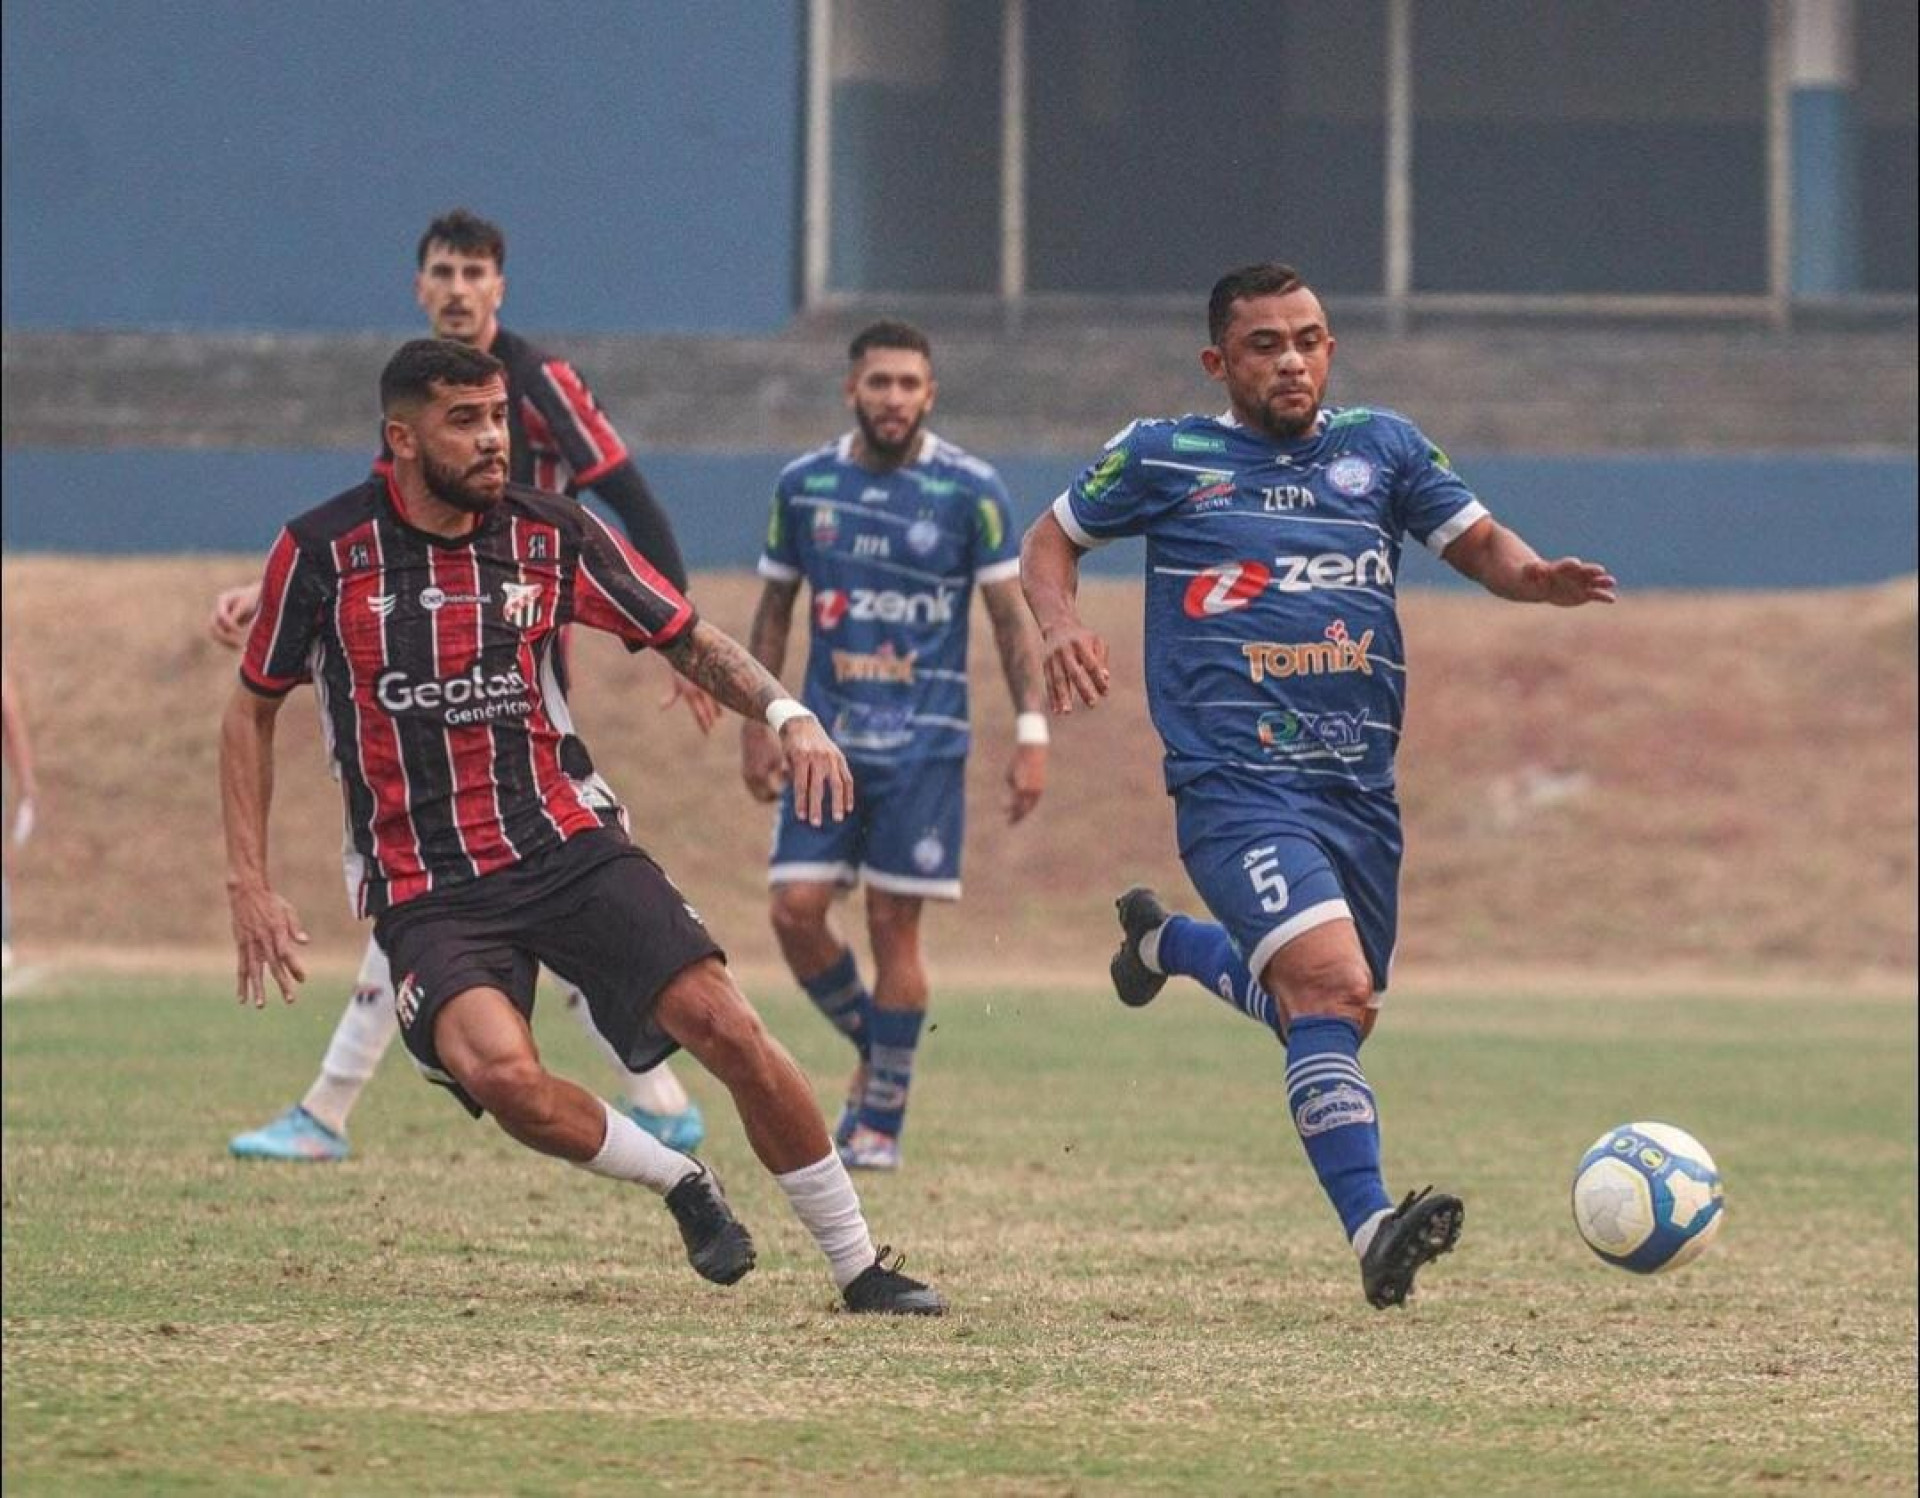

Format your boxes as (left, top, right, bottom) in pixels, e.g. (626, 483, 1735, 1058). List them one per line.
(240, 471, 694, 917)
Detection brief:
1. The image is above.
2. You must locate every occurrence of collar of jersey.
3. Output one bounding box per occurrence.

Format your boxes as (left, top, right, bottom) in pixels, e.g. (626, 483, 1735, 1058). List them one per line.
(1214, 407, 1331, 450)
(382, 469, 499, 548)
(835, 429, 939, 473)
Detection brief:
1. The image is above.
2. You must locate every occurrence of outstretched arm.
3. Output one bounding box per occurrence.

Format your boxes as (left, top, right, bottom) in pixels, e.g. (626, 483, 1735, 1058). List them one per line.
(220, 684, 308, 1008)
(738, 578, 801, 803)
(1020, 511, 1112, 712)
(1441, 517, 1617, 606)
(661, 618, 852, 826)
(980, 577, 1048, 822)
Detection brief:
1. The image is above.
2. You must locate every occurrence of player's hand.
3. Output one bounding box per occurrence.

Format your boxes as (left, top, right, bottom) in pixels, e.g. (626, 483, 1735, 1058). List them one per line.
(1004, 744, 1046, 824)
(1524, 557, 1617, 607)
(1040, 621, 1111, 712)
(660, 672, 723, 734)
(740, 721, 788, 802)
(208, 582, 263, 650)
(228, 880, 309, 1009)
(780, 716, 854, 827)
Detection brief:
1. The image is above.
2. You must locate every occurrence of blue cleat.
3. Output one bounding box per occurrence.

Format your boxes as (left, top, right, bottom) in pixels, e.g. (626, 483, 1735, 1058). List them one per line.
(624, 1100, 705, 1153)
(228, 1105, 348, 1163)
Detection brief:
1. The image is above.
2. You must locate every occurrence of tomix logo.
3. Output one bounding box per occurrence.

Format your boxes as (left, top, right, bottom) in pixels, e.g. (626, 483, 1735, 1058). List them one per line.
(832, 643, 917, 684)
(1240, 620, 1374, 683)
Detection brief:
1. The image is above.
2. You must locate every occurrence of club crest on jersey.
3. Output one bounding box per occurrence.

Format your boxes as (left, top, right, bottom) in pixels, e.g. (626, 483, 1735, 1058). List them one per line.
(1183, 561, 1270, 617)
(912, 832, 946, 874)
(907, 517, 941, 556)
(1327, 456, 1375, 496)
(501, 581, 542, 629)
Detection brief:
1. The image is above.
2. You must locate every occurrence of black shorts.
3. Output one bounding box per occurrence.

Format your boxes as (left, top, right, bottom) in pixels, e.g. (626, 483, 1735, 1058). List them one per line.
(373, 828, 724, 1117)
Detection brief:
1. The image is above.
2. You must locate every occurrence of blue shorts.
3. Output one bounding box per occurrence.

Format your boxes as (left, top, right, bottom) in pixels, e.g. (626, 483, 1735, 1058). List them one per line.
(769, 755, 965, 900)
(1173, 767, 1403, 994)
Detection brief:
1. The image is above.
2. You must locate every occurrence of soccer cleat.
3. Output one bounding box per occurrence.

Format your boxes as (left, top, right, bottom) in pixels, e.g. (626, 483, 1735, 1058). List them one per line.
(1360, 1186, 1464, 1309)
(842, 1246, 947, 1316)
(664, 1165, 757, 1286)
(1110, 886, 1171, 1008)
(624, 1100, 706, 1153)
(838, 1124, 901, 1172)
(227, 1105, 349, 1163)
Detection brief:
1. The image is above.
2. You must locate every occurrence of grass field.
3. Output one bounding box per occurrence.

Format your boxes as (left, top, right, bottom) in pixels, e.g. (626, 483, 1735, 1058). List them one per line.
(4, 966, 1915, 1496)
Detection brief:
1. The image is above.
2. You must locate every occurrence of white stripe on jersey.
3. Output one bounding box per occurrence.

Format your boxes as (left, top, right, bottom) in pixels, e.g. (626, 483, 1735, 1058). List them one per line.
(1051, 491, 1104, 549)
(1424, 499, 1489, 556)
(975, 558, 1021, 584)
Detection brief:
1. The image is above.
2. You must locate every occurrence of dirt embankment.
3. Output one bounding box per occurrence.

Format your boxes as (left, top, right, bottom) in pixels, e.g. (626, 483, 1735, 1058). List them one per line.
(2, 558, 1913, 984)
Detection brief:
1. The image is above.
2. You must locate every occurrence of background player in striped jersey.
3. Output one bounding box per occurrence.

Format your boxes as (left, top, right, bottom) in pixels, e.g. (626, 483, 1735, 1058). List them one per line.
(222, 338, 944, 1313)
(1022, 263, 1614, 1309)
(216, 209, 708, 1162)
(741, 321, 1048, 1171)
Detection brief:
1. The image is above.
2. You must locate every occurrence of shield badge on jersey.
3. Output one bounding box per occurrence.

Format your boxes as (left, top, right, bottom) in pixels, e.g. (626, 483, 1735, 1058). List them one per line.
(502, 581, 543, 630)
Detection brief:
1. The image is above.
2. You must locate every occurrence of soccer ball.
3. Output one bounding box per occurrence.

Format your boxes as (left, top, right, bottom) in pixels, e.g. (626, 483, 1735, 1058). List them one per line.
(1570, 1121, 1725, 1273)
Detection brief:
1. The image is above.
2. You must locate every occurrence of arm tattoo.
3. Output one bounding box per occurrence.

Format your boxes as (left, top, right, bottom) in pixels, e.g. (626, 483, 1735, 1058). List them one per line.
(661, 621, 787, 720)
(981, 578, 1045, 714)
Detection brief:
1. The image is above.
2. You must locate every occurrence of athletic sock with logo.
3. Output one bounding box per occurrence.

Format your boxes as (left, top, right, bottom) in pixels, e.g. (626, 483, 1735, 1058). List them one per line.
(300, 955, 401, 1136)
(775, 1151, 877, 1288)
(855, 1005, 924, 1137)
(800, 948, 872, 1060)
(1284, 1015, 1394, 1242)
(575, 1099, 695, 1194)
(1149, 915, 1284, 1036)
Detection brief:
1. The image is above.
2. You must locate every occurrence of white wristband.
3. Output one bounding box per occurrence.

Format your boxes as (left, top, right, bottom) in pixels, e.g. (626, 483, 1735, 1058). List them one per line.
(765, 698, 816, 734)
(1015, 711, 1051, 747)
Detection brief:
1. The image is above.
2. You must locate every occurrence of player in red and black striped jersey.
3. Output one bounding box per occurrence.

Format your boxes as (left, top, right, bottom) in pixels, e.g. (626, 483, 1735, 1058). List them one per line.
(220, 209, 710, 1163)
(221, 340, 944, 1313)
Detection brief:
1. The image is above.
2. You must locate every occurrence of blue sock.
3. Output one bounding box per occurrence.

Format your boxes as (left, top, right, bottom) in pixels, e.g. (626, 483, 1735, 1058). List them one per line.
(1285, 1015, 1394, 1243)
(1156, 915, 1283, 1037)
(799, 949, 871, 1061)
(857, 1006, 924, 1138)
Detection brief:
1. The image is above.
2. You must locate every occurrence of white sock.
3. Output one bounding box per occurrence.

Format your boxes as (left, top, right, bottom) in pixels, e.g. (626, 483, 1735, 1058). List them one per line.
(775, 1152, 877, 1289)
(1351, 1206, 1393, 1260)
(1138, 922, 1168, 975)
(575, 1099, 696, 1195)
(563, 983, 692, 1113)
(300, 945, 399, 1134)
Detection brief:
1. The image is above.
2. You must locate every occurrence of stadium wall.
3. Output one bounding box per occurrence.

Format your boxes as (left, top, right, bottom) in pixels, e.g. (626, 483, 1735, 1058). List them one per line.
(2, 447, 1914, 590)
(0, 0, 803, 334)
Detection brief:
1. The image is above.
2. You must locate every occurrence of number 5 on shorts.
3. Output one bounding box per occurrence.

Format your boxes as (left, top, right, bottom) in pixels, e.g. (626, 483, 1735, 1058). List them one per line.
(1246, 854, 1289, 914)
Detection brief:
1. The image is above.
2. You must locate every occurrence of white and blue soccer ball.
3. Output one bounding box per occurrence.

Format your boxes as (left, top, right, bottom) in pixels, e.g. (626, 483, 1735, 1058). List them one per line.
(1571, 1121, 1725, 1273)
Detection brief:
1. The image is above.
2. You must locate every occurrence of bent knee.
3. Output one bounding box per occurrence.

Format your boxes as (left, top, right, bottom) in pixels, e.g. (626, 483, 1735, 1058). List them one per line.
(769, 888, 832, 944)
(457, 1053, 552, 1120)
(1271, 963, 1375, 1027)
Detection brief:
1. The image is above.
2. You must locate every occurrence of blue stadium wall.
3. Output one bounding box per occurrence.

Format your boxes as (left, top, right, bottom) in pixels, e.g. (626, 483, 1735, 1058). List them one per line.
(4, 448, 1914, 591)
(1, 0, 803, 334)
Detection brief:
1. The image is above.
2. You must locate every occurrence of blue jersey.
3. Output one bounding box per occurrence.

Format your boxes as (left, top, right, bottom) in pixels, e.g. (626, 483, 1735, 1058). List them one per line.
(1053, 407, 1486, 793)
(760, 432, 1021, 764)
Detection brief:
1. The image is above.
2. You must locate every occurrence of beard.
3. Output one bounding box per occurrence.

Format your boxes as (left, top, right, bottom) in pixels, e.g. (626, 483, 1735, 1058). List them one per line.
(854, 405, 925, 463)
(422, 451, 505, 514)
(1248, 389, 1321, 441)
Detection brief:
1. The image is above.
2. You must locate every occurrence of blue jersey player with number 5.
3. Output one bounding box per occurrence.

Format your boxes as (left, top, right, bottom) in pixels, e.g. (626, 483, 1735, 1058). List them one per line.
(1020, 264, 1617, 1309)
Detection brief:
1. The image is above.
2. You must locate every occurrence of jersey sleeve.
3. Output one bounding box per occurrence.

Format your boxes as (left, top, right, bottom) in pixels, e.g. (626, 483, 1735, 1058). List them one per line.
(970, 469, 1021, 584)
(523, 358, 630, 489)
(1392, 422, 1489, 556)
(1048, 421, 1176, 548)
(239, 528, 329, 696)
(570, 506, 696, 652)
(756, 474, 802, 584)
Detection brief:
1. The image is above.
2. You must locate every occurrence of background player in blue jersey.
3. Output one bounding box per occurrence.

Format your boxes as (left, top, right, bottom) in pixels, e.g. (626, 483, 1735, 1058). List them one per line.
(214, 210, 710, 1162)
(1021, 263, 1615, 1308)
(740, 320, 1049, 1171)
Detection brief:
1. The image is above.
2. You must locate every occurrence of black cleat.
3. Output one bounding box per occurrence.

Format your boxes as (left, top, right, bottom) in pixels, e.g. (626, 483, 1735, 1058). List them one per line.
(1110, 886, 1171, 1008)
(1360, 1187, 1464, 1309)
(842, 1246, 947, 1316)
(664, 1165, 757, 1286)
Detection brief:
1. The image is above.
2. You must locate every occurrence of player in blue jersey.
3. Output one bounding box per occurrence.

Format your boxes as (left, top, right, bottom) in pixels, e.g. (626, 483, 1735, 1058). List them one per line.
(1021, 264, 1615, 1308)
(740, 320, 1049, 1171)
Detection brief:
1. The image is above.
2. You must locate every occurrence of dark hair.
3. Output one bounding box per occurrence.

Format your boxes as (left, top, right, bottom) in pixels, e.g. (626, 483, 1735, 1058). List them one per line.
(1207, 263, 1308, 345)
(848, 319, 932, 363)
(380, 338, 506, 415)
(416, 208, 506, 270)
